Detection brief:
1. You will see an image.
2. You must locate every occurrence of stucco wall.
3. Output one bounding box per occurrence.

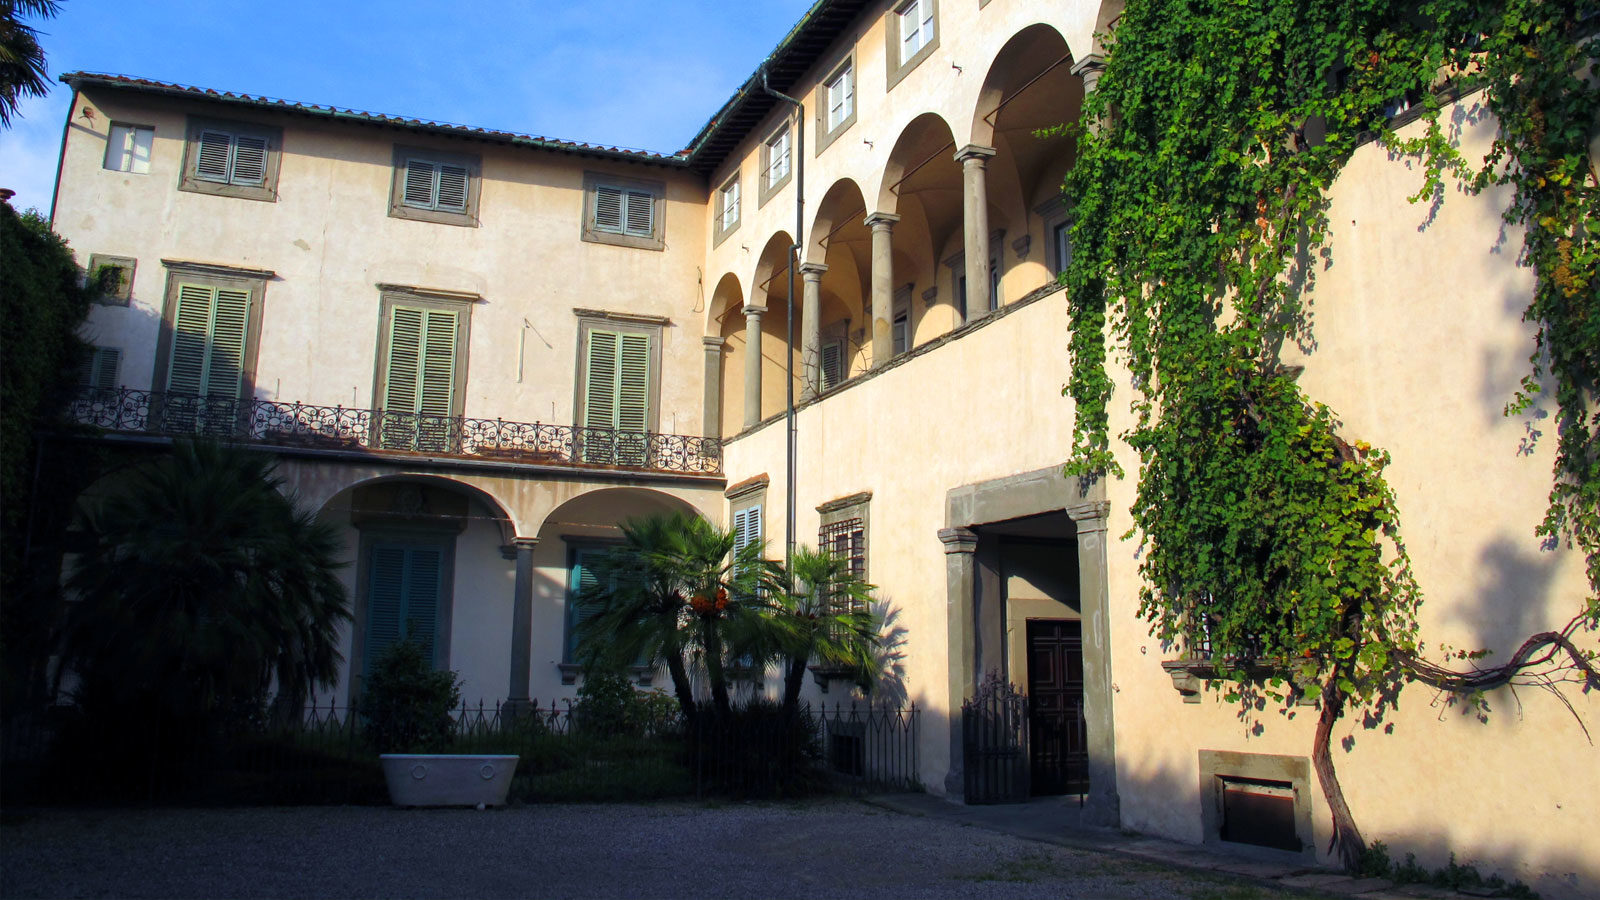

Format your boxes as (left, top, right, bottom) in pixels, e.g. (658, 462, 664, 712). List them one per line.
(55, 90, 709, 438)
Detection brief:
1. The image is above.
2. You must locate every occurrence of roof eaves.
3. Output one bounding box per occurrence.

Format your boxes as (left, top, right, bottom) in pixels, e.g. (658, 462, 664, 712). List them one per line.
(59, 71, 693, 168)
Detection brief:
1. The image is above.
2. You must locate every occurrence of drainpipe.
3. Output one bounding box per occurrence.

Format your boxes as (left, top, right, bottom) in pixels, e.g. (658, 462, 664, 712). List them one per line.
(760, 66, 803, 582)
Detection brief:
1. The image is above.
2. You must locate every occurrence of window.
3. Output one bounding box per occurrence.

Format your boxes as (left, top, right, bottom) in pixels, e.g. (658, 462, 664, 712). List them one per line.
(759, 122, 793, 205)
(892, 284, 912, 356)
(714, 175, 740, 245)
(886, 0, 939, 89)
(103, 123, 153, 174)
(575, 312, 663, 465)
(1036, 195, 1075, 279)
(581, 172, 665, 250)
(151, 261, 270, 435)
(362, 538, 451, 678)
(373, 287, 474, 453)
(820, 341, 844, 390)
(565, 544, 610, 664)
(732, 504, 763, 554)
(76, 346, 121, 391)
(179, 116, 281, 201)
(826, 62, 855, 132)
(86, 253, 136, 305)
(389, 145, 480, 226)
(815, 53, 859, 154)
(818, 492, 870, 635)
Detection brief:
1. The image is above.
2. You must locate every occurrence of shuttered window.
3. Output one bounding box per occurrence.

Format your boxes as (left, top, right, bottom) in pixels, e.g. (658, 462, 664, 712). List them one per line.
(593, 184, 655, 238)
(566, 546, 607, 662)
(364, 541, 447, 677)
(820, 342, 844, 389)
(76, 347, 121, 390)
(165, 283, 251, 399)
(379, 303, 462, 452)
(732, 505, 762, 553)
(193, 129, 269, 186)
(401, 158, 470, 213)
(581, 328, 652, 465)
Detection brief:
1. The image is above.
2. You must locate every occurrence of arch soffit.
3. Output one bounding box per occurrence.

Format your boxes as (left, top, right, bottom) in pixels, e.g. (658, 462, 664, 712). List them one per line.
(874, 111, 960, 215)
(707, 270, 745, 335)
(303, 470, 521, 545)
(750, 230, 797, 308)
(970, 22, 1076, 149)
(808, 177, 870, 266)
(534, 485, 713, 537)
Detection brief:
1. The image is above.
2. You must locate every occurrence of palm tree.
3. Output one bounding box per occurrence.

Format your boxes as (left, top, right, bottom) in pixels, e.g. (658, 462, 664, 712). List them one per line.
(1, 0, 58, 127)
(575, 512, 773, 722)
(57, 440, 349, 726)
(771, 544, 882, 718)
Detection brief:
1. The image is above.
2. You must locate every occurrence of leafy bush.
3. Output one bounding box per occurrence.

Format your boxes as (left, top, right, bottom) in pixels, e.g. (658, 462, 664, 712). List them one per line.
(358, 641, 461, 753)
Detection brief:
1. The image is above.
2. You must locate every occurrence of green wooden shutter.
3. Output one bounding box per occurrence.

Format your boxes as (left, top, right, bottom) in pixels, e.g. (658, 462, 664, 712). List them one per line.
(364, 542, 446, 677)
(617, 333, 650, 434)
(166, 284, 250, 400)
(820, 342, 843, 389)
(436, 165, 469, 212)
(403, 159, 437, 208)
(567, 547, 605, 661)
(230, 135, 268, 185)
(584, 330, 619, 430)
(623, 190, 654, 236)
(382, 305, 459, 451)
(418, 310, 458, 417)
(195, 130, 233, 181)
(383, 307, 424, 413)
(594, 186, 624, 232)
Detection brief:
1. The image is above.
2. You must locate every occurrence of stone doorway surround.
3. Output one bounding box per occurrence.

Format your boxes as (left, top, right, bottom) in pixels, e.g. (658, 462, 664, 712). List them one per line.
(938, 464, 1119, 825)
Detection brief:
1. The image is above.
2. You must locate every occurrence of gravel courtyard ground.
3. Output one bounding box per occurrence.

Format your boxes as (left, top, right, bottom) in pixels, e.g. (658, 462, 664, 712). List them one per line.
(0, 800, 1322, 899)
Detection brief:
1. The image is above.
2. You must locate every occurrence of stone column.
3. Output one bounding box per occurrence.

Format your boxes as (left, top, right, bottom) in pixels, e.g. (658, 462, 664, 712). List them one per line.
(1067, 499, 1120, 826)
(742, 305, 766, 429)
(864, 212, 900, 369)
(938, 526, 979, 799)
(701, 336, 725, 438)
(799, 262, 828, 400)
(501, 537, 539, 718)
(956, 145, 997, 323)
(1070, 54, 1108, 135)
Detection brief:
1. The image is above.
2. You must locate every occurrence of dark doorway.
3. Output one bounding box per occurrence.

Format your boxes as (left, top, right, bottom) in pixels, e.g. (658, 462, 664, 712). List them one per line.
(1026, 619, 1088, 795)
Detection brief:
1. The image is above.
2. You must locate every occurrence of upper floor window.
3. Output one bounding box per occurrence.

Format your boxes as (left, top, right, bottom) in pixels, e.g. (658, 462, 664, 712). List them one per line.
(86, 253, 136, 306)
(150, 259, 272, 434)
(372, 286, 475, 452)
(892, 284, 912, 356)
(815, 52, 859, 154)
(714, 174, 741, 245)
(582, 172, 665, 251)
(574, 310, 664, 465)
(886, 0, 940, 89)
(179, 116, 282, 202)
(389, 145, 481, 227)
(104, 123, 153, 174)
(77, 346, 122, 391)
(759, 123, 793, 205)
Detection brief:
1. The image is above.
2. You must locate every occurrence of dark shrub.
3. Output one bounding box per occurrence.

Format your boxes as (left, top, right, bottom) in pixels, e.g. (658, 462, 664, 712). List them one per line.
(359, 641, 461, 753)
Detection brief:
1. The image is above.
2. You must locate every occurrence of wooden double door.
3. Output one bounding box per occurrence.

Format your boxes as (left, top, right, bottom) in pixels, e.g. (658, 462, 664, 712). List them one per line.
(1026, 619, 1089, 795)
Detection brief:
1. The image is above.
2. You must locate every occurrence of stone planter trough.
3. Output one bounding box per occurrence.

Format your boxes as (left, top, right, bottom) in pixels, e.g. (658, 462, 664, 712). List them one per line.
(379, 754, 520, 807)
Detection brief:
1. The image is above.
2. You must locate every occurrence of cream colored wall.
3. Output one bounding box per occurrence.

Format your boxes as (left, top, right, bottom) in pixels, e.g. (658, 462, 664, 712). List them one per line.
(723, 83, 1597, 896)
(56, 90, 709, 438)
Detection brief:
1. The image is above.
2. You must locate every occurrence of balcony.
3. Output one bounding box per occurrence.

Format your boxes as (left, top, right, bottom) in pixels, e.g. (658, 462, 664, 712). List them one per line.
(63, 389, 723, 476)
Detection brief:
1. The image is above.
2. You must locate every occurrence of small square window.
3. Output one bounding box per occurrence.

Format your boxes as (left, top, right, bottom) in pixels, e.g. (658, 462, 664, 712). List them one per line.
(714, 175, 741, 245)
(76, 346, 121, 391)
(86, 253, 136, 305)
(179, 116, 282, 202)
(581, 172, 666, 251)
(389, 145, 480, 227)
(104, 124, 153, 174)
(886, 0, 940, 89)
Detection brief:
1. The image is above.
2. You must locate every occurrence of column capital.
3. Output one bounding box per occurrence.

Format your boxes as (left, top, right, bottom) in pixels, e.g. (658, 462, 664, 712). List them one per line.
(937, 526, 979, 554)
(799, 261, 829, 279)
(864, 211, 901, 231)
(499, 537, 539, 560)
(702, 335, 727, 350)
(1070, 53, 1106, 80)
(1066, 500, 1111, 533)
(954, 144, 998, 164)
(742, 304, 768, 318)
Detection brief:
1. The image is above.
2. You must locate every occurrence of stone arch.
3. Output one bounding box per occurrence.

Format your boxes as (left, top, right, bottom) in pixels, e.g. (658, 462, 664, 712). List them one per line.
(970, 23, 1076, 149)
(290, 465, 519, 544)
(876, 112, 960, 216)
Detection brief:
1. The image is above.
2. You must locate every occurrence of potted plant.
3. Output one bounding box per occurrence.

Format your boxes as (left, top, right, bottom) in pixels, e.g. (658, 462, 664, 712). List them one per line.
(361, 641, 518, 807)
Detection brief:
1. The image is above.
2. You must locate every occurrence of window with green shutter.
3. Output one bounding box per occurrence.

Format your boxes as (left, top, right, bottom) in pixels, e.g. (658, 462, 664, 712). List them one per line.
(390, 145, 480, 226)
(180, 116, 281, 202)
(165, 282, 252, 399)
(581, 172, 665, 250)
(363, 540, 448, 677)
(375, 290, 473, 453)
(76, 346, 121, 391)
(565, 546, 607, 662)
(581, 328, 652, 464)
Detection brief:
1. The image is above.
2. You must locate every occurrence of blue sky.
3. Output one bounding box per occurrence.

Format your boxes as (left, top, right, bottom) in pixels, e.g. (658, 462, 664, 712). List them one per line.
(0, 0, 818, 214)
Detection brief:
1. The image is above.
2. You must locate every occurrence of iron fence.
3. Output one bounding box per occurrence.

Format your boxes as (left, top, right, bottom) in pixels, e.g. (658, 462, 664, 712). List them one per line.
(63, 388, 723, 474)
(2, 697, 919, 806)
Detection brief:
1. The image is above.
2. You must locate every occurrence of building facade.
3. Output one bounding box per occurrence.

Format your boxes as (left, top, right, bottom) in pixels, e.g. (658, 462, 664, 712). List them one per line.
(47, 0, 1596, 895)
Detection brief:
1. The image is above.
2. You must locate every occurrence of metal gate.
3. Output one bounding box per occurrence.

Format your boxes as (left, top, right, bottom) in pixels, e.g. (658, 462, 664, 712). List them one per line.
(962, 673, 1029, 804)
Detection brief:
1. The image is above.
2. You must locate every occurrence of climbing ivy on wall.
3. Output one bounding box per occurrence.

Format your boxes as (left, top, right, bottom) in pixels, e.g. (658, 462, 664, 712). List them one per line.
(1060, 0, 1599, 869)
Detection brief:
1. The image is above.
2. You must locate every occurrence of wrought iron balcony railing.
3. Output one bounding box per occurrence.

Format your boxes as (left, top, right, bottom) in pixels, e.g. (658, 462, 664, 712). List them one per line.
(64, 388, 722, 475)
